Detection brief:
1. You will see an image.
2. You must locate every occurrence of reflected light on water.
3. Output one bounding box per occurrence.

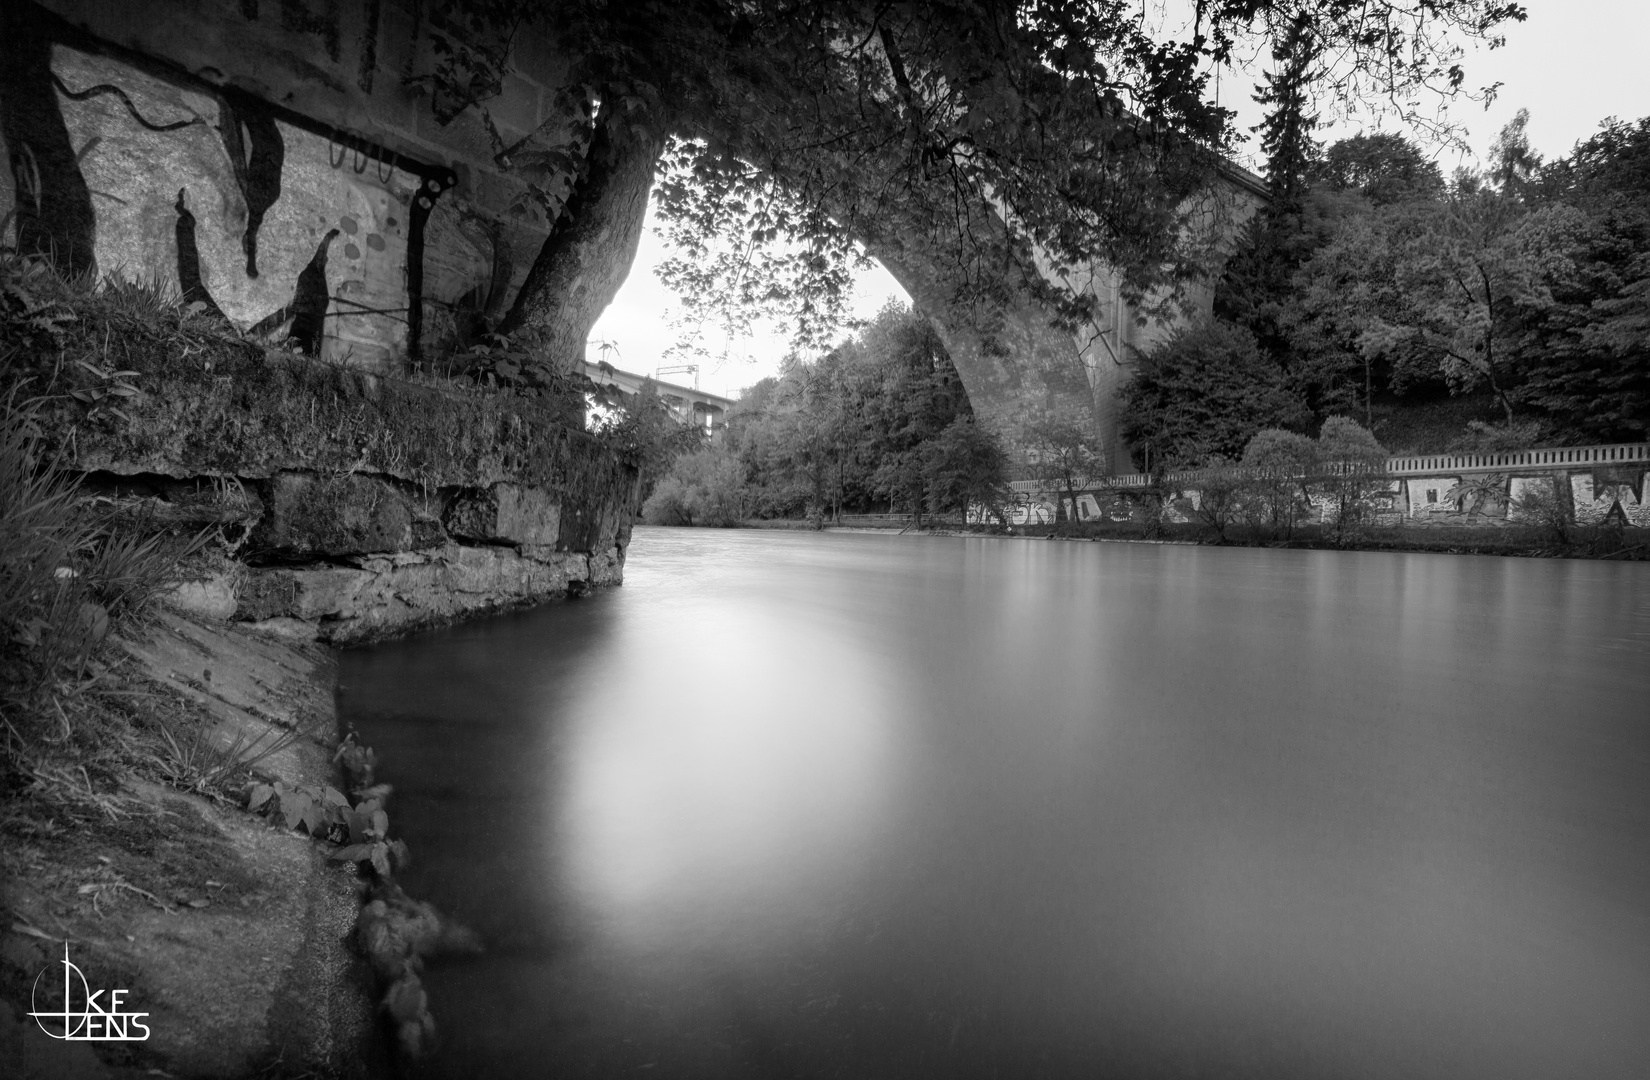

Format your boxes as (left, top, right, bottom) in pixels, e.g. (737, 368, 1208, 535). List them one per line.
(557, 600, 899, 942)
(341, 529, 1650, 1080)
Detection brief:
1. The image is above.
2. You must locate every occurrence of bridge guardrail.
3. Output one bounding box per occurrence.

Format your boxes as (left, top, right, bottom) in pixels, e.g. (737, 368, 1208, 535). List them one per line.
(1009, 442, 1650, 494)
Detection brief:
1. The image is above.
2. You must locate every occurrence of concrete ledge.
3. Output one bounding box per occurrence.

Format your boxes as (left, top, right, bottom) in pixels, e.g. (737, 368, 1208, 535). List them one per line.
(234, 541, 624, 643)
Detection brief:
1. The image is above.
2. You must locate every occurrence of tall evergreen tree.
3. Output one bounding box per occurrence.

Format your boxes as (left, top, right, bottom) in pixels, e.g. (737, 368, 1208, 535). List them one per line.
(1213, 17, 1322, 362)
(1254, 16, 1322, 218)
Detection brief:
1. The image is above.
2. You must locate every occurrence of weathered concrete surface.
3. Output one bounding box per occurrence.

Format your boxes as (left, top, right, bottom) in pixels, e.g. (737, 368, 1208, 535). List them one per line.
(0, 609, 377, 1080)
(233, 542, 619, 643)
(254, 471, 443, 557)
(444, 483, 561, 546)
(119, 608, 336, 781)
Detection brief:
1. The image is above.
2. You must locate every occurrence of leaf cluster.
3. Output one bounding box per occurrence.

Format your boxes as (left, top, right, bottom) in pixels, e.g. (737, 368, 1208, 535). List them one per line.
(247, 779, 410, 879)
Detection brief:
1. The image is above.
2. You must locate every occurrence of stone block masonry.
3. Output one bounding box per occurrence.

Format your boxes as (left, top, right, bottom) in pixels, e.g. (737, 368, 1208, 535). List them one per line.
(24, 299, 639, 643)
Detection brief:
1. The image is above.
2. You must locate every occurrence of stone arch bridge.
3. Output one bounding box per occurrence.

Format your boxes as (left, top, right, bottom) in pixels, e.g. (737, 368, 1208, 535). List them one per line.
(5, 0, 1262, 475)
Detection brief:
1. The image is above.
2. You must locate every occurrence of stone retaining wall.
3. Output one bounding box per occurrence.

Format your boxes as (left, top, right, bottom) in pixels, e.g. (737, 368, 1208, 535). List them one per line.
(1003, 447, 1650, 530)
(34, 324, 637, 643)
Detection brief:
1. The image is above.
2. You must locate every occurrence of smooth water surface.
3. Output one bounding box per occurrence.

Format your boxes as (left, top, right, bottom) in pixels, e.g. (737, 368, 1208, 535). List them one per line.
(340, 529, 1650, 1079)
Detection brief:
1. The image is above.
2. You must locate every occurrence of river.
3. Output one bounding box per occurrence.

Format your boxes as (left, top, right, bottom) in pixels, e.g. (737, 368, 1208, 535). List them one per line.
(339, 528, 1650, 1079)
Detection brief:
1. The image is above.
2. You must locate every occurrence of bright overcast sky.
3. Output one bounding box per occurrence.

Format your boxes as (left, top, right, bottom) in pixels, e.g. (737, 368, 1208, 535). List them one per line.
(590, 0, 1650, 400)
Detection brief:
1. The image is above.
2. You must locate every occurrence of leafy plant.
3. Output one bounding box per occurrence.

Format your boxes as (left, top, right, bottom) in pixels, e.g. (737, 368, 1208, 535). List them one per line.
(68, 358, 141, 422)
(247, 771, 409, 879)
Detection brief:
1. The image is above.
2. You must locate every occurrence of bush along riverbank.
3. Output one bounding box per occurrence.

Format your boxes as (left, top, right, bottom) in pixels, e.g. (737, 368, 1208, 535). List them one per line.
(1, 260, 640, 1076)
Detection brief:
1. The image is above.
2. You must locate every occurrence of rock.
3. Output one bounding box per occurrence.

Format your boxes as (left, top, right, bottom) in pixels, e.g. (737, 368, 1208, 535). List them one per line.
(355, 889, 483, 982)
(161, 571, 240, 619)
(235, 543, 592, 642)
(443, 483, 560, 545)
(236, 569, 299, 622)
(382, 973, 427, 1025)
(252, 471, 443, 557)
(243, 616, 319, 641)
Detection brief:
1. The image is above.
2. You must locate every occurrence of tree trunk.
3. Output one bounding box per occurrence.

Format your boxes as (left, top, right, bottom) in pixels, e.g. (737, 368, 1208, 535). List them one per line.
(498, 108, 666, 372)
(2, 5, 97, 279)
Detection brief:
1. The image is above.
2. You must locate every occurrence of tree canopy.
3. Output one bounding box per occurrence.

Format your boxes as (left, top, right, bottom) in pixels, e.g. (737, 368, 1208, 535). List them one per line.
(434, 0, 1529, 406)
(1133, 107, 1650, 463)
(644, 302, 1011, 524)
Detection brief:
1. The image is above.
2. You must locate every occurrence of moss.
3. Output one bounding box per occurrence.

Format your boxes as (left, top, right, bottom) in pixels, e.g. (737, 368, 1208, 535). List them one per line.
(8, 265, 637, 515)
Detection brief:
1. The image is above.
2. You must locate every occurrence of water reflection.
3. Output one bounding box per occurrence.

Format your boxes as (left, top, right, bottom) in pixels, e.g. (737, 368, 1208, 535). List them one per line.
(558, 599, 899, 941)
(341, 530, 1650, 1079)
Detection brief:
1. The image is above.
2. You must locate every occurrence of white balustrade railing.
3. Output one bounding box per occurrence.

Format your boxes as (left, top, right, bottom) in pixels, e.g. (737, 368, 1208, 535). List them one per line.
(1009, 442, 1650, 495)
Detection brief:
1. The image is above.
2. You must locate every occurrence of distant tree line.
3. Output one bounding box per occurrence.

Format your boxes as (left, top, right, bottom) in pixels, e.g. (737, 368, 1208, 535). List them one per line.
(642, 304, 1012, 526)
(1122, 95, 1650, 467)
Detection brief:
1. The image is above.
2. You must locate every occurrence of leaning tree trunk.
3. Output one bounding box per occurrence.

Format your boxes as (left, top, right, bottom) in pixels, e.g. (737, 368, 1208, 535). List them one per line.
(498, 108, 666, 374)
(1, 5, 97, 279)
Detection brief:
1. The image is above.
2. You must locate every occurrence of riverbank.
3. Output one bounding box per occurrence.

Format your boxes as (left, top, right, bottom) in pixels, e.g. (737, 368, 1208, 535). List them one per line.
(1, 266, 632, 1076)
(730, 518, 1648, 559)
(1, 602, 376, 1078)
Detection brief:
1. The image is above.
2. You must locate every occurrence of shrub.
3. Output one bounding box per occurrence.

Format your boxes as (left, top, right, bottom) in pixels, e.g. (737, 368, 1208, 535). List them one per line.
(641, 447, 747, 527)
(1316, 415, 1390, 542)
(1241, 428, 1319, 535)
(1121, 320, 1311, 466)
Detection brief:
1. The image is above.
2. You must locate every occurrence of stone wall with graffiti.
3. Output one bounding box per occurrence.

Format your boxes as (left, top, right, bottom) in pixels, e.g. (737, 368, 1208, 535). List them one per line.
(2, 1, 576, 370)
(996, 452, 1650, 529)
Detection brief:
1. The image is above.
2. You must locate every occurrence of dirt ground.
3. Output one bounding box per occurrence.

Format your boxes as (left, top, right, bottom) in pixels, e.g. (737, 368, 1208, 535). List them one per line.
(0, 606, 378, 1079)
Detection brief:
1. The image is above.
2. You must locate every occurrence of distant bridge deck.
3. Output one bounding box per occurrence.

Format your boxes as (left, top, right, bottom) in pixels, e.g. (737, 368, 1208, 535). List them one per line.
(583, 361, 736, 428)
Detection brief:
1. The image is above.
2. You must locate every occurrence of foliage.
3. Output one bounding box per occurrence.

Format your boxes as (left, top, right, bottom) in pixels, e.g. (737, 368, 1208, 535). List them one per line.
(1252, 15, 1323, 217)
(0, 392, 201, 741)
(1349, 191, 1543, 423)
(1018, 403, 1103, 522)
(2, 257, 636, 511)
(1315, 415, 1390, 542)
(587, 379, 707, 504)
(641, 445, 747, 526)
(1120, 321, 1309, 467)
(1189, 460, 1248, 543)
(1487, 108, 1541, 195)
(1313, 132, 1445, 205)
(1509, 476, 1572, 544)
(1448, 417, 1547, 452)
(920, 417, 1012, 521)
(1536, 116, 1650, 205)
(644, 304, 1007, 525)
(562, 0, 1527, 360)
(1503, 200, 1650, 440)
(248, 779, 409, 879)
(1241, 427, 1319, 534)
(653, 143, 871, 358)
(1278, 114, 1650, 443)
(151, 716, 311, 799)
(723, 304, 989, 522)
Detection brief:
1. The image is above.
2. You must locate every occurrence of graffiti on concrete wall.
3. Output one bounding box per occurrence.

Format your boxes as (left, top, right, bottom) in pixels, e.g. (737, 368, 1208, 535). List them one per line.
(1, 33, 500, 370)
(1570, 472, 1649, 527)
(993, 470, 1650, 528)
